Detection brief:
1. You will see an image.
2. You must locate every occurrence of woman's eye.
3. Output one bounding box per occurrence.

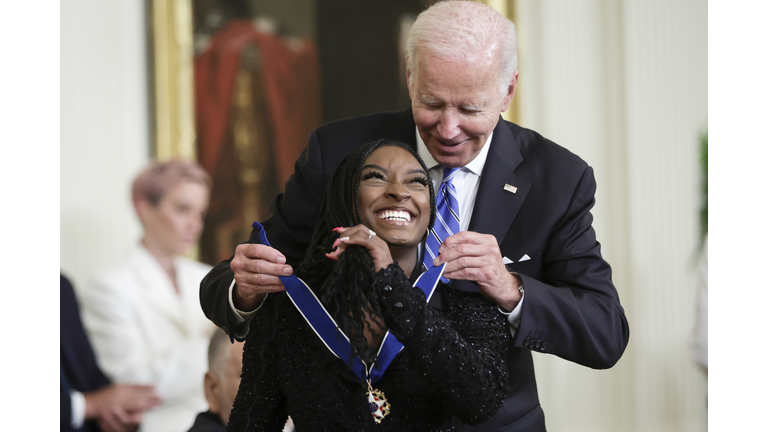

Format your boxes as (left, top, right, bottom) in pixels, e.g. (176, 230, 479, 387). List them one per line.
(408, 176, 429, 187)
(362, 172, 386, 181)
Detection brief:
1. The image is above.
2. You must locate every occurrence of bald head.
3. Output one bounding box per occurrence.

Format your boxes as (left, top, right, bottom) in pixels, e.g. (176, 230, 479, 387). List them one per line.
(204, 329, 244, 425)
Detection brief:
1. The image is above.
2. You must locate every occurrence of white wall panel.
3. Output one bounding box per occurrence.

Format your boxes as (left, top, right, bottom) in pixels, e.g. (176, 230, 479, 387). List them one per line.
(61, 0, 150, 296)
(516, 0, 707, 430)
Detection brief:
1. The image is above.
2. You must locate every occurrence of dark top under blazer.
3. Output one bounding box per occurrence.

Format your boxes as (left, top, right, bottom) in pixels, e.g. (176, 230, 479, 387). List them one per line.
(200, 109, 630, 432)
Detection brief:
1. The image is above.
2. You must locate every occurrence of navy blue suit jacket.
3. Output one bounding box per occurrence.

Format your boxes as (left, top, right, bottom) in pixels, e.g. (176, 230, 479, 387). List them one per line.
(200, 109, 630, 431)
(61, 274, 111, 432)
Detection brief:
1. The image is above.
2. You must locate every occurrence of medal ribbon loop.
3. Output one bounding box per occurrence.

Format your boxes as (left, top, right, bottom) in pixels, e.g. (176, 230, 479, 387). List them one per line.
(252, 221, 444, 384)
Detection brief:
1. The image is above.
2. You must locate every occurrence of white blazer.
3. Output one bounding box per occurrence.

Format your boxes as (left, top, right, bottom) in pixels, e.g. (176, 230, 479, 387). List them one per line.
(82, 244, 216, 432)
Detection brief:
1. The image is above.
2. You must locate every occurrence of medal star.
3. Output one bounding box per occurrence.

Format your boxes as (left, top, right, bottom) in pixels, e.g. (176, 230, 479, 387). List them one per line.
(367, 389, 390, 422)
(369, 395, 386, 416)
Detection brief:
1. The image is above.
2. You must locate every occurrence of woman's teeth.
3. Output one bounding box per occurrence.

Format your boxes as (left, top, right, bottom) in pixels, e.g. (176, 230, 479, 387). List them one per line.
(377, 210, 412, 221)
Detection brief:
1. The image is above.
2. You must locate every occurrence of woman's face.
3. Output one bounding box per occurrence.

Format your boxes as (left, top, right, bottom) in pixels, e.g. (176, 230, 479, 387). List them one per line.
(357, 145, 431, 249)
(142, 180, 210, 256)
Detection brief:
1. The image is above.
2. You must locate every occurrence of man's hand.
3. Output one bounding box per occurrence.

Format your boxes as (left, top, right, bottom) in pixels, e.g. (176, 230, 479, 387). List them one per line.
(230, 243, 292, 311)
(434, 231, 523, 311)
(84, 384, 161, 432)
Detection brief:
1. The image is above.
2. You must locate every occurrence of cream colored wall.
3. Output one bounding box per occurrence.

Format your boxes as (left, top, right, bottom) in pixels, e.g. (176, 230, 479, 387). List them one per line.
(515, 0, 707, 431)
(60, 0, 150, 296)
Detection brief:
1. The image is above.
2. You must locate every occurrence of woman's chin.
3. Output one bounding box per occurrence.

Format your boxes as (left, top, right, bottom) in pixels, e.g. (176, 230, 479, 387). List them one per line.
(383, 236, 421, 249)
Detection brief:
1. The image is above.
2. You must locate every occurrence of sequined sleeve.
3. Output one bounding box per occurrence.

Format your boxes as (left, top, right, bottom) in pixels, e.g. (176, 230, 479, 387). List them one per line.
(374, 263, 510, 425)
(227, 296, 290, 432)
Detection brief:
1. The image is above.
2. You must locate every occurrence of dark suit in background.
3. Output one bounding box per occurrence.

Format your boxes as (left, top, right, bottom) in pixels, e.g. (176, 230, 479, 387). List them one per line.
(185, 411, 225, 432)
(61, 274, 111, 432)
(200, 109, 630, 431)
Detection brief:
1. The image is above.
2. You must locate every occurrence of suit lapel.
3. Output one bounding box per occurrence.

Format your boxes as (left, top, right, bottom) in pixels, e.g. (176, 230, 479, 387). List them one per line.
(454, 119, 530, 292)
(469, 118, 530, 239)
(130, 246, 188, 334)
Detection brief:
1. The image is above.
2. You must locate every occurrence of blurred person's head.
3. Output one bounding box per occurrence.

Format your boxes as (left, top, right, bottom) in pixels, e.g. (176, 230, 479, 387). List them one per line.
(405, 0, 519, 168)
(132, 159, 211, 256)
(203, 329, 244, 425)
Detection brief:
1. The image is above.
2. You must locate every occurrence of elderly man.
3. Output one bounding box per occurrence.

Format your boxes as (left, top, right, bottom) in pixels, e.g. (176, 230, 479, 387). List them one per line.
(199, 1, 629, 431)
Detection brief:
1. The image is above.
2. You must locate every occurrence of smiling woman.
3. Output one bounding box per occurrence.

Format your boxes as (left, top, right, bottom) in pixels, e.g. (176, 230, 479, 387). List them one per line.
(357, 145, 432, 250)
(227, 139, 510, 431)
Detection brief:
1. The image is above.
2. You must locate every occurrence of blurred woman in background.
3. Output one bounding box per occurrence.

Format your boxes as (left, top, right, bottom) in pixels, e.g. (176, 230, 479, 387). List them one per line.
(83, 159, 216, 432)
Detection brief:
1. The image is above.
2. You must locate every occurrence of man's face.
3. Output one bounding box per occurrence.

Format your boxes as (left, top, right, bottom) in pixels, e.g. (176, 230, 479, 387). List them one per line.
(408, 54, 517, 168)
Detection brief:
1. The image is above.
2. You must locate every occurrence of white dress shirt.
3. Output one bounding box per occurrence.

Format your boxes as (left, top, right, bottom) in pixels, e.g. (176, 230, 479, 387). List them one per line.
(415, 129, 524, 335)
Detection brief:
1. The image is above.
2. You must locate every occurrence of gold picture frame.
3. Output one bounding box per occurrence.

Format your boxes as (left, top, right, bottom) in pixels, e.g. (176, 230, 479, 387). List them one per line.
(150, 0, 196, 161)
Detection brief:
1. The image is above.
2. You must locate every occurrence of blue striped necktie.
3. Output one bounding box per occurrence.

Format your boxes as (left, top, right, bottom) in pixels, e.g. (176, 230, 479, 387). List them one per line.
(423, 167, 461, 279)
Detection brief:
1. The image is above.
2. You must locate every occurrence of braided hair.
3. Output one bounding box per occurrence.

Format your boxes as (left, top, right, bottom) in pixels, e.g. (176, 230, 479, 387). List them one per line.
(295, 139, 436, 364)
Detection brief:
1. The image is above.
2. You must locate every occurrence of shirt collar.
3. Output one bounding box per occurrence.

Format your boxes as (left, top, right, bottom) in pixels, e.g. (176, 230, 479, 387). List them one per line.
(416, 127, 493, 176)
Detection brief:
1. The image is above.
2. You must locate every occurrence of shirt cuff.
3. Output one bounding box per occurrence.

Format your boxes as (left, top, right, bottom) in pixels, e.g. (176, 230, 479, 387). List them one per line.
(497, 291, 524, 337)
(71, 390, 85, 428)
(228, 278, 267, 318)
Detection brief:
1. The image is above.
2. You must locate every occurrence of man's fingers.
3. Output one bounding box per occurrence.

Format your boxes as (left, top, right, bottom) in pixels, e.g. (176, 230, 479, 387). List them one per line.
(236, 272, 286, 291)
(236, 243, 287, 263)
(438, 231, 492, 252)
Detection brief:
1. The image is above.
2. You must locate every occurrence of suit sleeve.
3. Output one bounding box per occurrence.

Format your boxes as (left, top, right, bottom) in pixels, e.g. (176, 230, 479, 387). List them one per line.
(199, 129, 327, 339)
(60, 368, 73, 432)
(374, 264, 510, 425)
(515, 166, 629, 369)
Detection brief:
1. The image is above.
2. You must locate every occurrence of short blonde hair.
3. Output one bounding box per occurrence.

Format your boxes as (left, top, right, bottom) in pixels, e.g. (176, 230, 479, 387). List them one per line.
(131, 159, 212, 207)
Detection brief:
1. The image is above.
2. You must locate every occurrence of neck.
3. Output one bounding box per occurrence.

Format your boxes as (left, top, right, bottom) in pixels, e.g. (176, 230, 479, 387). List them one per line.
(389, 245, 419, 278)
(141, 237, 179, 293)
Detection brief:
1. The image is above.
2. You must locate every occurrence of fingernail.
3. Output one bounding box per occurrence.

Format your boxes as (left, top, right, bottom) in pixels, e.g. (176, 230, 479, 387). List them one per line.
(332, 227, 345, 232)
(283, 266, 292, 275)
(277, 255, 286, 264)
(325, 253, 337, 261)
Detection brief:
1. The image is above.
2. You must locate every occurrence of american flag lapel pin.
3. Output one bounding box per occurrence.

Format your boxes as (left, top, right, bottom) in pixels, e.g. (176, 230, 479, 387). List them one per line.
(503, 183, 518, 194)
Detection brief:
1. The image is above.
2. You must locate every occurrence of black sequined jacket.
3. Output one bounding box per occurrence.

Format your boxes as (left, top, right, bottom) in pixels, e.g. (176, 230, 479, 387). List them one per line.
(228, 263, 510, 432)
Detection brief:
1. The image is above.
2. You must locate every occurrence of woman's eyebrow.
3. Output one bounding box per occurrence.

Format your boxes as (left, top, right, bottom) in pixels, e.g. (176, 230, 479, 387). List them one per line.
(362, 164, 386, 172)
(362, 165, 426, 175)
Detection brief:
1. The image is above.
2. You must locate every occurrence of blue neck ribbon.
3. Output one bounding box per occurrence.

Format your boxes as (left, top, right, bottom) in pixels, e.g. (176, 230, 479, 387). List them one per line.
(252, 221, 444, 384)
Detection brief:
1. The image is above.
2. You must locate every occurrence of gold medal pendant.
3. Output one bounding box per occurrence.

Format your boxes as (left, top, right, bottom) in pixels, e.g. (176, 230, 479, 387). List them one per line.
(367, 380, 390, 423)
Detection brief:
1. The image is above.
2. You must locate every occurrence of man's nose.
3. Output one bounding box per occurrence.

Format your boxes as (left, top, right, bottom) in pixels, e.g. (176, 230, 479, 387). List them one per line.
(436, 109, 461, 141)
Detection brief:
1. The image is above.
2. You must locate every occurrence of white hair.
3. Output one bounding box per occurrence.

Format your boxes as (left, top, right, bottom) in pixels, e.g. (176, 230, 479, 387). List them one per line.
(406, 0, 518, 97)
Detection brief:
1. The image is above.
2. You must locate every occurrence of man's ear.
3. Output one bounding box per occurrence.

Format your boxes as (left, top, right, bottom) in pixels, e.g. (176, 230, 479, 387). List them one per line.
(203, 371, 221, 415)
(405, 56, 414, 100)
(500, 70, 520, 112)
